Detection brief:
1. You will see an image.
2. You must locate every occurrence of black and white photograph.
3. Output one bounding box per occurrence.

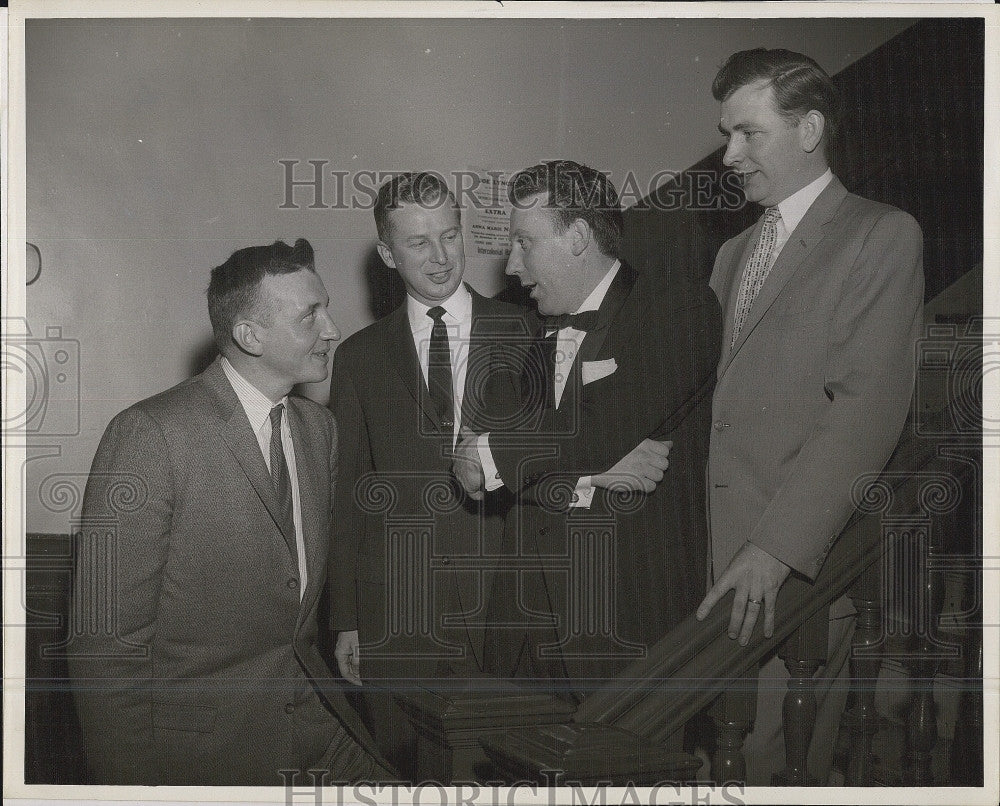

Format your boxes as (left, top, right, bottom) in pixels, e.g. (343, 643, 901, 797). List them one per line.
(2, 2, 996, 805)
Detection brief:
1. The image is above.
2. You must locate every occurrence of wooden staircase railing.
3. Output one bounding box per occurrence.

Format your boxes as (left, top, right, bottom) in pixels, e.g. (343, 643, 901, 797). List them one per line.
(394, 388, 980, 785)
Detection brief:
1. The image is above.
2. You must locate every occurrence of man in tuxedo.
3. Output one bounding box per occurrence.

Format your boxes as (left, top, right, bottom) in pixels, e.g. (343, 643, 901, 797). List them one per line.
(67, 239, 390, 785)
(696, 49, 924, 782)
(454, 160, 721, 700)
(327, 172, 526, 777)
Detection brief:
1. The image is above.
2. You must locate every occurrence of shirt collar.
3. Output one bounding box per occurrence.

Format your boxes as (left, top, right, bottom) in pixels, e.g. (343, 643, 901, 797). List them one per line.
(775, 169, 833, 235)
(406, 282, 473, 331)
(220, 355, 288, 433)
(575, 259, 621, 314)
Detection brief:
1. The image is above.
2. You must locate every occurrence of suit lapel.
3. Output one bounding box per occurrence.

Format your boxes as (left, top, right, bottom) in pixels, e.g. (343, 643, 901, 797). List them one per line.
(202, 360, 297, 557)
(722, 177, 849, 374)
(387, 304, 444, 432)
(462, 289, 492, 434)
(286, 398, 325, 613)
(578, 262, 637, 364)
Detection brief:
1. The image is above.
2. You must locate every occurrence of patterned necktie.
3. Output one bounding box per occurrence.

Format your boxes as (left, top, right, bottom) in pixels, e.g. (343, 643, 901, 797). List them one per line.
(732, 206, 782, 347)
(426, 306, 454, 429)
(268, 404, 295, 540)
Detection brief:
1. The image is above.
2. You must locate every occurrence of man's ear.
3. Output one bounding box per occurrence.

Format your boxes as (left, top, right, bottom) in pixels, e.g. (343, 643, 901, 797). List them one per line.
(232, 320, 264, 357)
(569, 218, 591, 257)
(376, 241, 396, 269)
(799, 109, 826, 154)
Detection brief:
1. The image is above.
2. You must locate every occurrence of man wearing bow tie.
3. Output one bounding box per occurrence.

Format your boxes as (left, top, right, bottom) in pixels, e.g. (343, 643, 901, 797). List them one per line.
(327, 172, 526, 776)
(454, 160, 721, 698)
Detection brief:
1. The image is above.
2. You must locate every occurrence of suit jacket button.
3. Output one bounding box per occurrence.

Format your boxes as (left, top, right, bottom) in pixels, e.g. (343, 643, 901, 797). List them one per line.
(539, 527, 548, 536)
(287, 577, 298, 589)
(441, 556, 450, 565)
(713, 421, 730, 431)
(284, 702, 295, 714)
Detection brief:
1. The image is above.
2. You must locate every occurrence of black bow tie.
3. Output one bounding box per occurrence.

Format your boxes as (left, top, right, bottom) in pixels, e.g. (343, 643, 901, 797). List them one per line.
(544, 310, 600, 332)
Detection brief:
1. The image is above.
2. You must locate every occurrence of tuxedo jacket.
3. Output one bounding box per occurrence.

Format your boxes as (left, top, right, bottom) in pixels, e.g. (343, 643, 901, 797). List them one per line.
(66, 358, 384, 785)
(328, 286, 528, 679)
(708, 176, 924, 581)
(488, 262, 722, 688)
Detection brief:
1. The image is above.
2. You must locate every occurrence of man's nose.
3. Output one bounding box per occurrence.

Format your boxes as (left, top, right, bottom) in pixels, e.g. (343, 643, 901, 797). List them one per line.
(505, 249, 522, 276)
(722, 137, 741, 167)
(320, 310, 341, 341)
(429, 239, 448, 265)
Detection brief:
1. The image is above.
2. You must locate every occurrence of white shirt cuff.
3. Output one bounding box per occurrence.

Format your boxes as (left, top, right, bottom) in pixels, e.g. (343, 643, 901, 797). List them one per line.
(477, 433, 504, 491)
(570, 476, 595, 508)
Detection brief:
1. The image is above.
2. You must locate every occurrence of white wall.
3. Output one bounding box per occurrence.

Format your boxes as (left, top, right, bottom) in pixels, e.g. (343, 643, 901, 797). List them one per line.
(24, 16, 914, 532)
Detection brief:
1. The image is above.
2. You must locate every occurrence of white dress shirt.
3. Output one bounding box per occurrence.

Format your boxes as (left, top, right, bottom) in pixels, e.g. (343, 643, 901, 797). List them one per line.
(221, 356, 307, 598)
(406, 283, 474, 446)
(479, 260, 622, 509)
(770, 168, 833, 263)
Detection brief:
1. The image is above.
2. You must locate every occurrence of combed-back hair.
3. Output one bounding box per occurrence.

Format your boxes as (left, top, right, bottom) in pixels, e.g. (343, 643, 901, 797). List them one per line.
(508, 160, 622, 258)
(374, 172, 460, 242)
(712, 48, 841, 151)
(207, 238, 314, 350)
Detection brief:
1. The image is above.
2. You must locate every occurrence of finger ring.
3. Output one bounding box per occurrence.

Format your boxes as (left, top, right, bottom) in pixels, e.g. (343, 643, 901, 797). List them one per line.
(748, 598, 762, 605)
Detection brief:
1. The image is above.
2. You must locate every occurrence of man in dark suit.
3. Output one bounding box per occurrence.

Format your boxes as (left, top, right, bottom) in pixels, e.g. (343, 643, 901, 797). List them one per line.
(327, 172, 526, 777)
(454, 160, 721, 699)
(67, 239, 390, 785)
(695, 49, 924, 783)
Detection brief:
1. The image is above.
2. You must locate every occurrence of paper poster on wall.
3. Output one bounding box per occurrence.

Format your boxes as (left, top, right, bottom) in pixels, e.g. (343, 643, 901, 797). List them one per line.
(465, 166, 512, 265)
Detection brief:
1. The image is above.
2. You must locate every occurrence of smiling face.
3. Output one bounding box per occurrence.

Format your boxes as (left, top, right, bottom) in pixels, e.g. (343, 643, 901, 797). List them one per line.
(378, 201, 466, 306)
(505, 193, 583, 316)
(249, 269, 340, 399)
(718, 80, 824, 208)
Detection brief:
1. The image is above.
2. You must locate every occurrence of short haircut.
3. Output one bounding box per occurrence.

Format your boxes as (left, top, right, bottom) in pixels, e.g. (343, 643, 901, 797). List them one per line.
(508, 160, 622, 258)
(207, 238, 315, 350)
(712, 48, 841, 151)
(374, 172, 460, 242)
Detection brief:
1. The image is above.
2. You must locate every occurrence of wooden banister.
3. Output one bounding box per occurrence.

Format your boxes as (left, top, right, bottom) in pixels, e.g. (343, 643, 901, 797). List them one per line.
(481, 403, 970, 779)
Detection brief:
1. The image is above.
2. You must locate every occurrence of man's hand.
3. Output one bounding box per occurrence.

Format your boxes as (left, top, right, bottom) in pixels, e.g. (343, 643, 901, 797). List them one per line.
(452, 431, 485, 501)
(696, 542, 791, 646)
(334, 629, 362, 686)
(592, 438, 673, 493)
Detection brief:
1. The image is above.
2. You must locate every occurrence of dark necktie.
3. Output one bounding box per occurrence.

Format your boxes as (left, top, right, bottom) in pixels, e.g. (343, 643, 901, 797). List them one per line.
(544, 310, 600, 332)
(426, 306, 455, 429)
(269, 404, 295, 540)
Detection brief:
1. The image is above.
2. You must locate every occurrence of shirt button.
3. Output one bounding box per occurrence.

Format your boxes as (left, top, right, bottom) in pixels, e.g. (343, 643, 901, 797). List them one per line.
(714, 421, 730, 431)
(287, 577, 298, 589)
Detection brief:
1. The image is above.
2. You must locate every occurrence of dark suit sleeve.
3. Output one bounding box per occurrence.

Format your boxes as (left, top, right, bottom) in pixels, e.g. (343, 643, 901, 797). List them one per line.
(66, 406, 172, 784)
(328, 347, 366, 633)
(491, 279, 721, 498)
(751, 211, 924, 577)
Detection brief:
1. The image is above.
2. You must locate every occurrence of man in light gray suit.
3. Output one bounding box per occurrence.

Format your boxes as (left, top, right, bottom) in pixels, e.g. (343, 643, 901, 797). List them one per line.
(67, 239, 392, 785)
(696, 49, 924, 783)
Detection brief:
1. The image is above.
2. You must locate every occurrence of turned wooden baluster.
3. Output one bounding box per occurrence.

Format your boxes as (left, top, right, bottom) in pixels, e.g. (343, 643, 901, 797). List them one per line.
(846, 560, 882, 785)
(709, 668, 757, 784)
(772, 608, 828, 785)
(903, 518, 944, 785)
(949, 622, 982, 785)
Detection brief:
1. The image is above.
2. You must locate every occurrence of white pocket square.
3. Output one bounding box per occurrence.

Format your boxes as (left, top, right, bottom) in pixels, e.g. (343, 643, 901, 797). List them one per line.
(582, 358, 617, 385)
